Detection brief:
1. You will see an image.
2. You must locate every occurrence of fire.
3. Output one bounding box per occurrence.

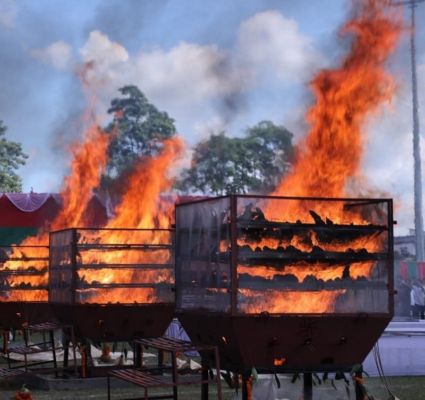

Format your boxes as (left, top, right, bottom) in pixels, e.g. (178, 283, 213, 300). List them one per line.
(106, 138, 183, 230)
(0, 116, 111, 302)
(238, 289, 345, 314)
(76, 138, 183, 304)
(271, 0, 401, 210)
(238, 0, 401, 314)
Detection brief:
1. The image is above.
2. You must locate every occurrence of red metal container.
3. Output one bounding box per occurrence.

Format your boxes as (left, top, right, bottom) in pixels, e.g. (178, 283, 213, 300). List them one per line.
(0, 244, 53, 329)
(175, 195, 394, 373)
(49, 228, 175, 341)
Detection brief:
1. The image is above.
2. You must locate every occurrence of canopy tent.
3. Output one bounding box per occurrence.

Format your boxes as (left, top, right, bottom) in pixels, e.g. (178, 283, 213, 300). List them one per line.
(397, 260, 425, 281)
(0, 193, 108, 245)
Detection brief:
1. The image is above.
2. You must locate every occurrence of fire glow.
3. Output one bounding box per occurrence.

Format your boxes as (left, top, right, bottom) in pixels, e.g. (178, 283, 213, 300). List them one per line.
(0, 124, 110, 302)
(236, 0, 401, 314)
(1, 0, 400, 315)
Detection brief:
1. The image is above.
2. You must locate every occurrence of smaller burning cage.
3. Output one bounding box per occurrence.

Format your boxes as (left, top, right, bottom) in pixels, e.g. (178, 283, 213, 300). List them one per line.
(0, 245, 49, 300)
(48, 228, 175, 340)
(49, 228, 174, 305)
(175, 195, 394, 372)
(0, 244, 51, 328)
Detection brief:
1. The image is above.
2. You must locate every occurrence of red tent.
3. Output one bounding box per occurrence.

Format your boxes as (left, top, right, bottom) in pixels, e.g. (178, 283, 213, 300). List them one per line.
(0, 193, 108, 245)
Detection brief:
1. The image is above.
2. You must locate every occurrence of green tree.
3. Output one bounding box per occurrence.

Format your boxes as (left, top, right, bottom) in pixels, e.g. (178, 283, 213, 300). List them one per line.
(105, 85, 177, 179)
(245, 120, 294, 193)
(177, 121, 294, 195)
(177, 133, 256, 195)
(0, 121, 28, 192)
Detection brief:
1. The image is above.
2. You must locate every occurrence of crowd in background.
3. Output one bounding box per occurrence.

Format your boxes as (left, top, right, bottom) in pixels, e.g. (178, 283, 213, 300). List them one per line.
(396, 277, 425, 319)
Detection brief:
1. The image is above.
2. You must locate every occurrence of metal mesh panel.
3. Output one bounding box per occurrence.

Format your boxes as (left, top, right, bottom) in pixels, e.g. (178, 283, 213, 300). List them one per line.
(49, 228, 174, 304)
(175, 195, 393, 315)
(49, 229, 74, 303)
(0, 244, 49, 302)
(175, 197, 232, 312)
(235, 196, 391, 314)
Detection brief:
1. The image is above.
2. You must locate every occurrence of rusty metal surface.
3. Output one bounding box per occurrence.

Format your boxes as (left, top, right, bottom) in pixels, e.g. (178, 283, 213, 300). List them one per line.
(177, 312, 391, 373)
(175, 195, 394, 372)
(0, 302, 54, 329)
(52, 303, 174, 341)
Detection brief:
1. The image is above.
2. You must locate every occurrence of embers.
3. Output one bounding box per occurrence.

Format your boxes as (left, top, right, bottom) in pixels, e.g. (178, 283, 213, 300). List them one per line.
(0, 245, 49, 301)
(49, 228, 174, 305)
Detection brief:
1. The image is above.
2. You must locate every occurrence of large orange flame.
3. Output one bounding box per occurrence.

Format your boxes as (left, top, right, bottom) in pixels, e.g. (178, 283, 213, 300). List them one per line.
(238, 0, 402, 314)
(77, 137, 183, 304)
(273, 0, 402, 203)
(0, 71, 111, 302)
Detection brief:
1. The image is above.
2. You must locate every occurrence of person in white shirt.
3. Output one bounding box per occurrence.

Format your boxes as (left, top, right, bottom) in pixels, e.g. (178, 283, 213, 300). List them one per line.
(411, 280, 425, 319)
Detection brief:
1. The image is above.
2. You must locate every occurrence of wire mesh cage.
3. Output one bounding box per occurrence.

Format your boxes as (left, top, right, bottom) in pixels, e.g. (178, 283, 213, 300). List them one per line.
(0, 245, 49, 300)
(48, 228, 175, 340)
(0, 244, 52, 328)
(175, 195, 394, 372)
(49, 228, 174, 305)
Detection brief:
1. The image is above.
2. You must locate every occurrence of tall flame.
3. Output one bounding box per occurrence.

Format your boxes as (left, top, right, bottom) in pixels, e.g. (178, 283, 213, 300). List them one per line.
(239, 0, 402, 314)
(107, 137, 183, 230)
(0, 67, 111, 302)
(273, 0, 402, 201)
(78, 137, 184, 304)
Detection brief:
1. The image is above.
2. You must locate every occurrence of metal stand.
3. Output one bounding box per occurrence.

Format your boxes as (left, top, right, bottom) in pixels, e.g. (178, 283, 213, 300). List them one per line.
(241, 374, 253, 400)
(1, 330, 8, 354)
(108, 338, 222, 400)
(303, 372, 313, 400)
(354, 367, 364, 400)
(6, 322, 76, 377)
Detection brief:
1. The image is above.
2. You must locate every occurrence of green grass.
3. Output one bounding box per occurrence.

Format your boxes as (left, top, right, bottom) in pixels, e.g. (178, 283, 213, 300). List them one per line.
(1, 375, 425, 400)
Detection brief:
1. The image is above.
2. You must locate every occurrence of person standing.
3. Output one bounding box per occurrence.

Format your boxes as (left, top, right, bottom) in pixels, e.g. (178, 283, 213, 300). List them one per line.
(411, 280, 425, 319)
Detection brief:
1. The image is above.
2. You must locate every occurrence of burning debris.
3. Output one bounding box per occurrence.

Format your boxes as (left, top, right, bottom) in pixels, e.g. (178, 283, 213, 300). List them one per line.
(175, 194, 394, 373)
(173, 3, 402, 370)
(0, 124, 110, 303)
(176, 195, 391, 315)
(0, 245, 49, 301)
(49, 228, 174, 305)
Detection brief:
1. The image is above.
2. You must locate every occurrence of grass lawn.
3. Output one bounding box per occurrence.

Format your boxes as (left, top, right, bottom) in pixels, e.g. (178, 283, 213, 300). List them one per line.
(1, 375, 425, 400)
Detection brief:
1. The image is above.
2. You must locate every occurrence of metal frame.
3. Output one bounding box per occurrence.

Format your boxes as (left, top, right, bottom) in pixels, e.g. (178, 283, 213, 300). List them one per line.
(175, 194, 394, 317)
(49, 227, 175, 305)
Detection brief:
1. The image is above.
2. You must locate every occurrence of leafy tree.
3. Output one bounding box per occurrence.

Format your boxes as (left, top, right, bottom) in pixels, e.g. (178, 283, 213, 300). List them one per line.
(105, 85, 177, 179)
(177, 121, 294, 195)
(244, 121, 294, 193)
(0, 121, 28, 192)
(177, 133, 256, 195)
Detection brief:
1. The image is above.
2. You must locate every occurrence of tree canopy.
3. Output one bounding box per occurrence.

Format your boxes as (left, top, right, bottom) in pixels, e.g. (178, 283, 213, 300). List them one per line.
(104, 85, 177, 180)
(0, 121, 27, 193)
(177, 121, 294, 195)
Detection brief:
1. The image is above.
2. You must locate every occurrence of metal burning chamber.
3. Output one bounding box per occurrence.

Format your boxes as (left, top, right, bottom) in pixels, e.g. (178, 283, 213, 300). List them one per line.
(175, 195, 394, 373)
(0, 244, 53, 329)
(49, 228, 175, 341)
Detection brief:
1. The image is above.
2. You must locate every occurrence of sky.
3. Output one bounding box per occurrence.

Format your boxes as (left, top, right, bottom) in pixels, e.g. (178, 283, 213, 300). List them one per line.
(0, 0, 425, 234)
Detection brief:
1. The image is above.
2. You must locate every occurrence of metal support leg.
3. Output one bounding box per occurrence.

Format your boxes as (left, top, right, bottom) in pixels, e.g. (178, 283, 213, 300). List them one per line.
(2, 331, 8, 354)
(214, 348, 222, 400)
(107, 374, 111, 400)
(158, 348, 164, 373)
(242, 374, 252, 400)
(70, 326, 77, 376)
(303, 372, 313, 400)
(201, 363, 209, 400)
(50, 329, 58, 377)
(354, 366, 364, 400)
(135, 342, 142, 368)
(171, 352, 178, 400)
(63, 332, 70, 370)
(80, 345, 87, 378)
